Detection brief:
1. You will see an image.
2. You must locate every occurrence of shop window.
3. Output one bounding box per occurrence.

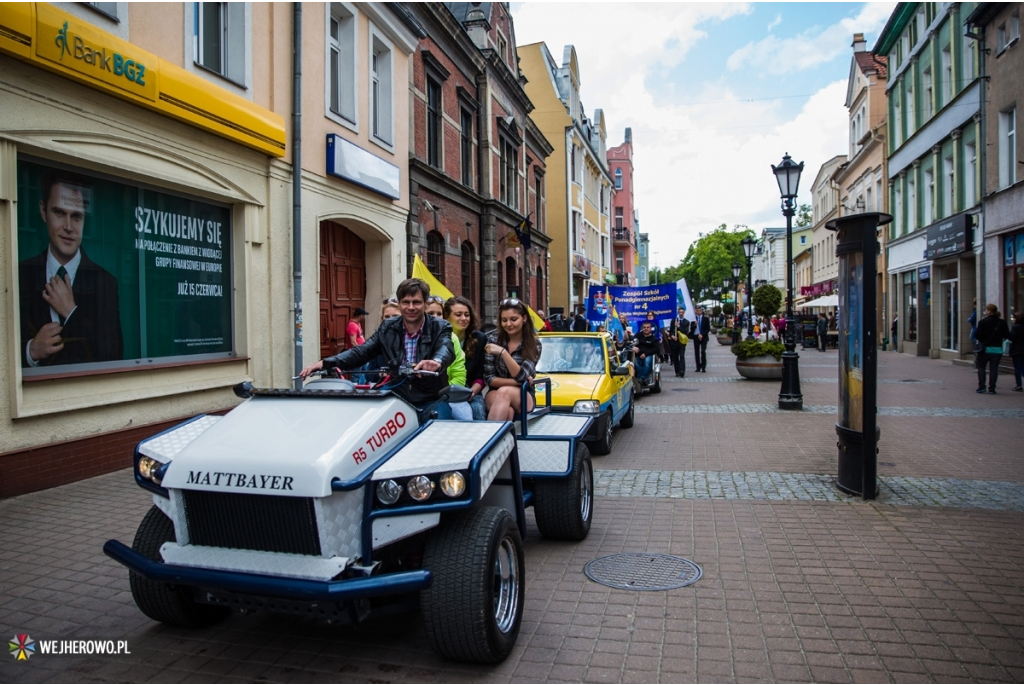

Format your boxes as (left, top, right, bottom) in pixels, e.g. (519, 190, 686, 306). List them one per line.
(370, 28, 393, 146)
(328, 4, 356, 124)
(17, 157, 233, 375)
(426, 231, 444, 284)
(461, 242, 474, 300)
(426, 77, 442, 168)
(194, 2, 246, 86)
(902, 270, 917, 342)
(999, 108, 1016, 189)
(1004, 234, 1024, 319)
(460, 109, 473, 187)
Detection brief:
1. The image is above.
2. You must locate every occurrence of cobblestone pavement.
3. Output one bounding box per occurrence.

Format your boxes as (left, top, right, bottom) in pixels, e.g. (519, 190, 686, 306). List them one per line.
(1, 343, 1023, 683)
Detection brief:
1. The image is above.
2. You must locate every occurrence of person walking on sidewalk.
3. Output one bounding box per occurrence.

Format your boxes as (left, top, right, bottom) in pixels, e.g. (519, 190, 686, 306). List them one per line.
(891, 314, 898, 352)
(974, 303, 1010, 394)
(690, 306, 710, 372)
(1008, 311, 1024, 392)
(816, 312, 828, 352)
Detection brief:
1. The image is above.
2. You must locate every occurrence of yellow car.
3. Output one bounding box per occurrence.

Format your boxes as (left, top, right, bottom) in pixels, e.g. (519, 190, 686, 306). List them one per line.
(535, 332, 635, 455)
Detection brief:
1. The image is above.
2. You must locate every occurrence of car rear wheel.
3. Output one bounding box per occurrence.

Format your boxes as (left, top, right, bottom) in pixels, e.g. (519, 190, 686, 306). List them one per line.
(129, 506, 230, 628)
(421, 507, 524, 663)
(619, 394, 635, 428)
(533, 443, 593, 541)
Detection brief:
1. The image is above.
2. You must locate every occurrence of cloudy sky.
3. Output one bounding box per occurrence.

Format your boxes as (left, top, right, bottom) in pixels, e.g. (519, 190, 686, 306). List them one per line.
(511, 2, 896, 269)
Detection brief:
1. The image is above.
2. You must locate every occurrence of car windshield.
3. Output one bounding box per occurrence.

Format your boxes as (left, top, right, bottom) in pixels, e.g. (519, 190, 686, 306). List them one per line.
(537, 338, 606, 374)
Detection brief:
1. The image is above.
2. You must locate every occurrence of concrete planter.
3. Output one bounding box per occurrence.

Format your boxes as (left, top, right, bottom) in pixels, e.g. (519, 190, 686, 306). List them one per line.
(716, 334, 734, 346)
(735, 354, 783, 380)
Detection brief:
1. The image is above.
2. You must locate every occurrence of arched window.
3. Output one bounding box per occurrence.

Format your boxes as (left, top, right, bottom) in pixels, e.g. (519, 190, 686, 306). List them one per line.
(505, 256, 518, 297)
(427, 231, 444, 283)
(461, 242, 474, 300)
(614, 168, 622, 190)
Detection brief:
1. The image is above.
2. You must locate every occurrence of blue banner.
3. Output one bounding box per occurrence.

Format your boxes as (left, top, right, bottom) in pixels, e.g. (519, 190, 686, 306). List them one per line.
(587, 284, 678, 325)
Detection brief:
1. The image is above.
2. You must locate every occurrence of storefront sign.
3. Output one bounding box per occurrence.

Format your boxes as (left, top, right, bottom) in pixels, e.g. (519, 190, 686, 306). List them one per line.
(17, 158, 233, 374)
(918, 266, 930, 280)
(326, 134, 400, 200)
(800, 281, 834, 297)
(923, 214, 970, 260)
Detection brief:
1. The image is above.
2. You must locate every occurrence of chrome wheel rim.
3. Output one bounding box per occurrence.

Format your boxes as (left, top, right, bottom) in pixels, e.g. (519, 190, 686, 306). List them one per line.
(605, 413, 613, 445)
(493, 537, 519, 634)
(580, 458, 592, 522)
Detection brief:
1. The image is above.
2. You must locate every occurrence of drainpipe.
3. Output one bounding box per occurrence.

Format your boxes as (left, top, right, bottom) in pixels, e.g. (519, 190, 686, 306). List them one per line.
(292, 3, 303, 388)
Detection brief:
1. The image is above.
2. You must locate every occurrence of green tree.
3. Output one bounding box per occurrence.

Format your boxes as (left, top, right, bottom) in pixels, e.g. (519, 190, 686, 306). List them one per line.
(752, 283, 783, 318)
(796, 204, 812, 228)
(678, 224, 755, 297)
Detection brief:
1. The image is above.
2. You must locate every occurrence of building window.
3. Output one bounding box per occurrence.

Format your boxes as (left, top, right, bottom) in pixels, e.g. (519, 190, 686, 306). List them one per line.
(536, 266, 544, 312)
(427, 231, 444, 284)
(893, 184, 903, 236)
(941, 47, 952, 104)
(963, 38, 975, 85)
(535, 174, 543, 230)
(505, 257, 517, 294)
(370, 30, 393, 146)
(1004, 233, 1024, 319)
(800, 235, 807, 245)
(922, 68, 932, 120)
(614, 168, 622, 189)
(499, 139, 518, 208)
(923, 168, 934, 225)
(616, 250, 624, 273)
(906, 84, 915, 134)
(461, 242, 474, 300)
(496, 32, 508, 66)
(426, 77, 442, 168)
(570, 145, 577, 183)
(903, 271, 918, 343)
(571, 211, 581, 252)
(999, 108, 1017, 189)
(943, 156, 954, 217)
(893, 97, 903, 148)
(460, 109, 473, 187)
(496, 261, 503, 301)
(86, 2, 119, 20)
(908, 175, 916, 230)
(328, 5, 356, 123)
(194, 2, 246, 85)
(997, 14, 1020, 53)
(640, 242, 647, 258)
(615, 207, 623, 231)
(965, 142, 977, 207)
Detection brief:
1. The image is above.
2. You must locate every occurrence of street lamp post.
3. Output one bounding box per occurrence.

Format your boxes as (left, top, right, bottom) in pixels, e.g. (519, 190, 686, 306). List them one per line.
(722, 278, 731, 334)
(741, 237, 756, 340)
(772, 152, 805, 410)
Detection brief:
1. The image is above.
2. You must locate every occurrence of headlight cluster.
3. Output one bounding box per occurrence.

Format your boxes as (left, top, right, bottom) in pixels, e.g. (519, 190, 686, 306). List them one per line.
(573, 400, 600, 414)
(138, 456, 166, 485)
(375, 471, 467, 507)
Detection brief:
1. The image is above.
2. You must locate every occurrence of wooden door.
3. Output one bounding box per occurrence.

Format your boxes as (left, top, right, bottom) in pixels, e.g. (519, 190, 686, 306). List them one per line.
(319, 221, 366, 359)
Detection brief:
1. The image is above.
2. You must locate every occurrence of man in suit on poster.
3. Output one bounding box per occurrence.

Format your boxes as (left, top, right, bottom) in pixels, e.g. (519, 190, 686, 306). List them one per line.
(20, 173, 123, 368)
(690, 305, 711, 372)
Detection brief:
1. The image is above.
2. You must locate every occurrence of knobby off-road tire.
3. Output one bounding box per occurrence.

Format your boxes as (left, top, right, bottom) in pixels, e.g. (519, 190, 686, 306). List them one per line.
(129, 506, 230, 628)
(619, 394, 635, 428)
(586, 411, 614, 456)
(533, 443, 593, 541)
(421, 507, 524, 663)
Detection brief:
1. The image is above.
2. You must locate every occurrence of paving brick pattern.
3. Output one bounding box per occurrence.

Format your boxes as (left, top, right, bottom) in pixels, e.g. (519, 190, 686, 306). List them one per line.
(1, 343, 1023, 683)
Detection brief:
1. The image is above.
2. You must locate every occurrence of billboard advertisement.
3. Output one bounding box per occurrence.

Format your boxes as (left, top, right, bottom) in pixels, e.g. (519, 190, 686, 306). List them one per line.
(17, 158, 232, 372)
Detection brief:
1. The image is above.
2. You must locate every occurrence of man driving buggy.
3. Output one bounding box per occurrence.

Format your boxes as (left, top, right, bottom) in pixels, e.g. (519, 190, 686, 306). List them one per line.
(299, 278, 455, 421)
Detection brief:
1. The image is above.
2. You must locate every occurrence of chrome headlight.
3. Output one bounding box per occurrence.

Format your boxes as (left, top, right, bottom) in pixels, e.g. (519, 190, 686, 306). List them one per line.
(376, 479, 402, 505)
(407, 475, 435, 502)
(138, 456, 165, 485)
(439, 471, 466, 498)
(573, 400, 600, 414)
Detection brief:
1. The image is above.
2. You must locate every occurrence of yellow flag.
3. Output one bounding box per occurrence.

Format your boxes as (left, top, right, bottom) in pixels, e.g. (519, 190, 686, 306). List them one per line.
(411, 254, 544, 330)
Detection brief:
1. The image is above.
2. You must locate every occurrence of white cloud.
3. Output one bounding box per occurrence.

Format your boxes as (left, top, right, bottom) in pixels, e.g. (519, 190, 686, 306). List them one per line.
(767, 14, 782, 31)
(727, 3, 895, 74)
(512, 3, 864, 267)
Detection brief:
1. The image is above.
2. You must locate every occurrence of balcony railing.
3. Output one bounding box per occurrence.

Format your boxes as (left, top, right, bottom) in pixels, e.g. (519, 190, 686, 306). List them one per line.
(614, 228, 632, 244)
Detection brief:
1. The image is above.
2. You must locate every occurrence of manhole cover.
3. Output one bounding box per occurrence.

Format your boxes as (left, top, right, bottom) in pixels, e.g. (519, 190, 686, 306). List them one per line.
(583, 553, 702, 591)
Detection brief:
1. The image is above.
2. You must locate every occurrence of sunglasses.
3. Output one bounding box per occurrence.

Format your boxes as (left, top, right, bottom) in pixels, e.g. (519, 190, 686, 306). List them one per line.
(427, 295, 445, 303)
(500, 298, 522, 307)
(383, 297, 399, 305)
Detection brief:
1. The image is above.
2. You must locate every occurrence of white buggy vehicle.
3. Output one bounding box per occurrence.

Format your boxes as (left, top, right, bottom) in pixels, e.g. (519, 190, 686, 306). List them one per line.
(104, 369, 593, 663)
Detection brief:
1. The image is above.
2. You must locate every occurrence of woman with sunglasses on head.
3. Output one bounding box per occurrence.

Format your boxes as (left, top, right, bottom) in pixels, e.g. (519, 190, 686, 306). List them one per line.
(425, 295, 467, 393)
(484, 298, 542, 421)
(445, 296, 488, 420)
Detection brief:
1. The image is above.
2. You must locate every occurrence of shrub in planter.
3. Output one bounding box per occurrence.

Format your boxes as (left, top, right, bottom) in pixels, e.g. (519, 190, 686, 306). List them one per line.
(730, 339, 785, 360)
(716, 327, 735, 344)
(730, 339, 785, 379)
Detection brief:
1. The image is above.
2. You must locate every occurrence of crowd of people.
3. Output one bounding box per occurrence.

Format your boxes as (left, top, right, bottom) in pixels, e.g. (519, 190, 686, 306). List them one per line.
(298, 278, 542, 424)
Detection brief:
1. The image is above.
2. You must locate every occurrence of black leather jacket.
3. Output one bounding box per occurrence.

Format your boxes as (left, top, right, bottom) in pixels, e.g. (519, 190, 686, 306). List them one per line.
(323, 315, 454, 405)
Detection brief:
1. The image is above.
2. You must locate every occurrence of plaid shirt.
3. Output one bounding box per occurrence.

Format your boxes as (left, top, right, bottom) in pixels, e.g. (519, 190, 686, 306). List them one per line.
(483, 331, 540, 387)
(403, 320, 424, 365)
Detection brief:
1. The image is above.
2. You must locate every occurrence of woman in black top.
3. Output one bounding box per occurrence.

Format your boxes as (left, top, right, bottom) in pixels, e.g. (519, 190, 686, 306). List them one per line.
(484, 299, 541, 421)
(974, 303, 1010, 394)
(445, 296, 488, 419)
(1008, 311, 1024, 392)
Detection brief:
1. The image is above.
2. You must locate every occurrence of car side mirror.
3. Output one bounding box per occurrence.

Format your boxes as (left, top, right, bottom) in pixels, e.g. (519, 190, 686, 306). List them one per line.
(612, 365, 631, 377)
(441, 385, 473, 403)
(233, 381, 254, 398)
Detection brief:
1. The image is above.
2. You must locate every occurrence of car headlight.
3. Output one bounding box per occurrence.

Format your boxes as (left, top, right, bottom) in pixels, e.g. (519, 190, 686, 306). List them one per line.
(376, 479, 402, 505)
(573, 400, 599, 413)
(439, 471, 466, 498)
(407, 475, 435, 502)
(138, 456, 165, 485)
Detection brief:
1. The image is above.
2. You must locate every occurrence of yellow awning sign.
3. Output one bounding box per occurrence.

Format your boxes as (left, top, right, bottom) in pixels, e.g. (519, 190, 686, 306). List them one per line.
(0, 3, 286, 157)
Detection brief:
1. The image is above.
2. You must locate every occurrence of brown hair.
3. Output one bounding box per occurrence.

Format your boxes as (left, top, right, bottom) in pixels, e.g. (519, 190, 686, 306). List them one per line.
(395, 278, 430, 301)
(444, 296, 481, 356)
(380, 302, 400, 319)
(985, 303, 999, 317)
(496, 299, 540, 362)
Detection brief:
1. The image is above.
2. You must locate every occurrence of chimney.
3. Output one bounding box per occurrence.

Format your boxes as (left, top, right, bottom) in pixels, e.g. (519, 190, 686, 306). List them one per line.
(624, 127, 632, 143)
(852, 33, 866, 53)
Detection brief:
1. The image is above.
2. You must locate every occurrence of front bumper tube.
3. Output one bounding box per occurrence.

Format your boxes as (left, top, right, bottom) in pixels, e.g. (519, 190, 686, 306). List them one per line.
(103, 540, 432, 602)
